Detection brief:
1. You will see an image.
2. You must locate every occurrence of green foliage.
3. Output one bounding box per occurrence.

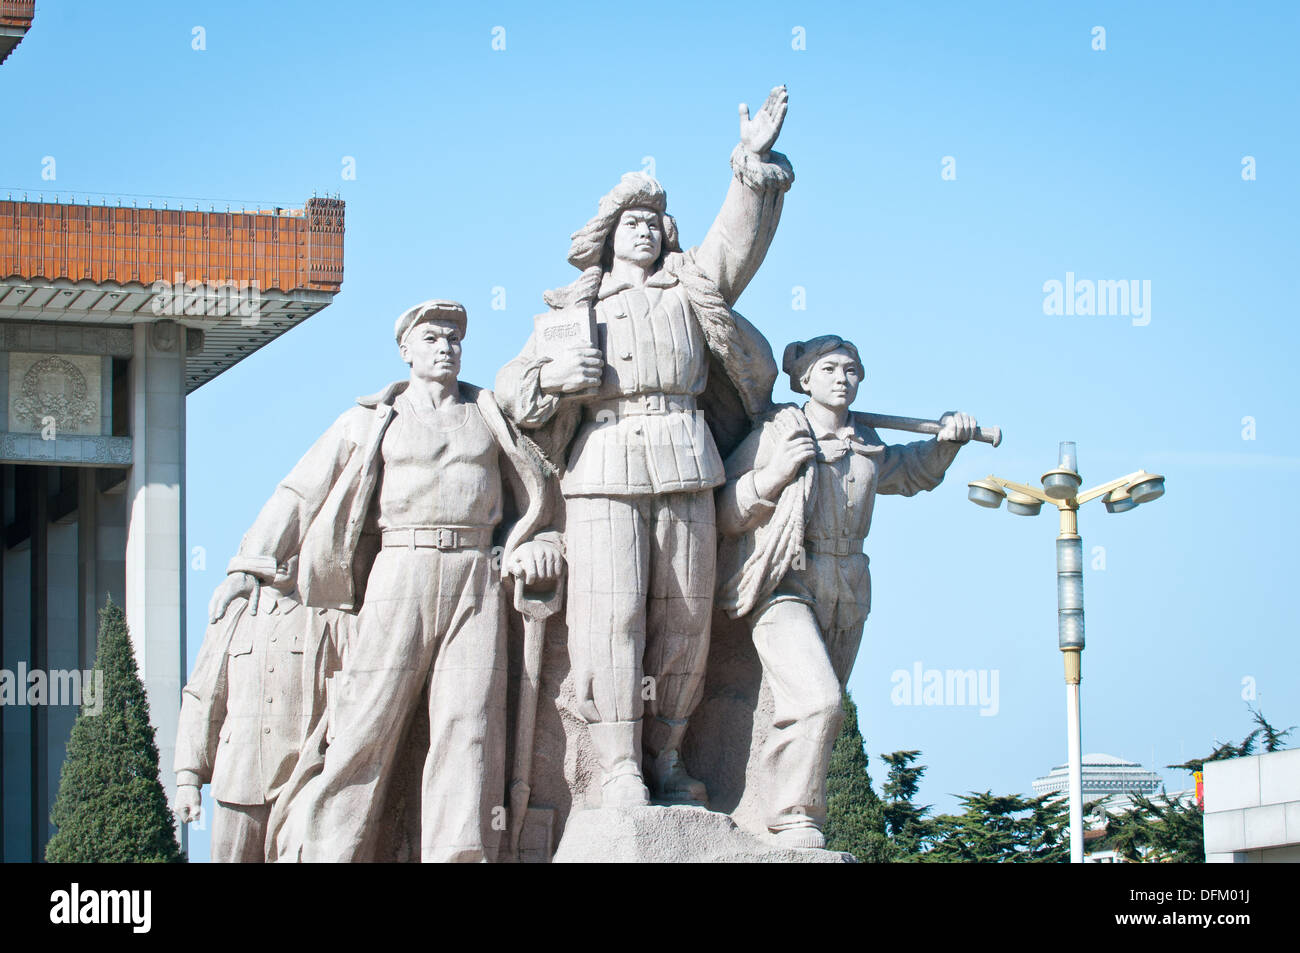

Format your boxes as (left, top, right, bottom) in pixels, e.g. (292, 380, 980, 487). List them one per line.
(880, 750, 930, 859)
(923, 791, 1069, 863)
(823, 691, 892, 862)
(45, 598, 182, 863)
(1090, 790, 1204, 863)
(1168, 706, 1294, 774)
(1247, 706, 1293, 754)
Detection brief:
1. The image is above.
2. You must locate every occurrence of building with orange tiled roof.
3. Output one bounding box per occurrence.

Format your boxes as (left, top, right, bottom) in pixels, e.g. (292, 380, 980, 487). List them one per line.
(0, 194, 345, 860)
(0, 16, 346, 860)
(0, 0, 33, 66)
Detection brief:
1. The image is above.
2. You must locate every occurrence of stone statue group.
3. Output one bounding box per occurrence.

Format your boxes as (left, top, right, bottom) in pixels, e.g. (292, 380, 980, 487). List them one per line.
(174, 86, 982, 862)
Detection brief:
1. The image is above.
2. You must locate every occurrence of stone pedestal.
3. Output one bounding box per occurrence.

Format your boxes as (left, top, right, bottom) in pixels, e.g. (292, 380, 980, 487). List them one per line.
(552, 806, 852, 864)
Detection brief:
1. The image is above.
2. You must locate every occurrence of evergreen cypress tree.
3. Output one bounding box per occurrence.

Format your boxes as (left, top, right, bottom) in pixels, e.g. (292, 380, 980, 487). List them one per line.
(823, 691, 892, 862)
(46, 598, 182, 863)
(881, 749, 930, 859)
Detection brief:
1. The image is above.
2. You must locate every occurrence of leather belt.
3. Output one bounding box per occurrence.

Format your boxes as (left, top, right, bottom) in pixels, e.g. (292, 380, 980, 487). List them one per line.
(590, 393, 696, 418)
(381, 526, 493, 551)
(805, 537, 866, 557)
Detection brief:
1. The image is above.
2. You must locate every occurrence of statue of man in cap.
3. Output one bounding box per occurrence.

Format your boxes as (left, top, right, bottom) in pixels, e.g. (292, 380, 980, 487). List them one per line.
(173, 555, 349, 862)
(496, 86, 793, 807)
(209, 299, 563, 861)
(715, 335, 977, 848)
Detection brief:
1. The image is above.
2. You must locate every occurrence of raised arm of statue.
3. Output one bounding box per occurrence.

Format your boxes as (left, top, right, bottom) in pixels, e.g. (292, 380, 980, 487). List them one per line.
(692, 86, 795, 306)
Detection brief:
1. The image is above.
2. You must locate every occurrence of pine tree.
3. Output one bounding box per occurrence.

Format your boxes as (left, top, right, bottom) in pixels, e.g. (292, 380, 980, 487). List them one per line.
(1023, 792, 1071, 861)
(881, 749, 930, 859)
(823, 691, 892, 862)
(46, 598, 182, 863)
(923, 792, 1068, 862)
(1249, 706, 1294, 753)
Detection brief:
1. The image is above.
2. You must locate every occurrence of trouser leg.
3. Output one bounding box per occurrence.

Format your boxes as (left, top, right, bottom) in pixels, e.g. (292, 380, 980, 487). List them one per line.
(565, 495, 650, 778)
(298, 550, 435, 861)
(750, 600, 843, 831)
(642, 490, 716, 757)
(825, 624, 866, 689)
(421, 552, 505, 863)
(210, 800, 271, 863)
(826, 554, 870, 686)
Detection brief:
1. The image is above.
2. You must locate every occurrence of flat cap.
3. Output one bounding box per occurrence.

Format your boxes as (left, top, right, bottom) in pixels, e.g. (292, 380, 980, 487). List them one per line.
(394, 299, 468, 345)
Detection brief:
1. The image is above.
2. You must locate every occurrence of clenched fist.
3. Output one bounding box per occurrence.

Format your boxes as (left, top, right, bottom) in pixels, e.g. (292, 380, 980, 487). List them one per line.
(937, 411, 978, 444)
(754, 428, 816, 500)
(508, 540, 564, 587)
(175, 784, 202, 825)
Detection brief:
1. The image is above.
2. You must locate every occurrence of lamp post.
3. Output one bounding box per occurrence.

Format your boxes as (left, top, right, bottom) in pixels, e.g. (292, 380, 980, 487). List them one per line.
(967, 442, 1165, 863)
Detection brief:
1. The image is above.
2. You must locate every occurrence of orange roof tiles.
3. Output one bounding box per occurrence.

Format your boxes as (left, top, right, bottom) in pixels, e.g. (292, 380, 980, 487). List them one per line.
(0, 0, 34, 28)
(0, 197, 344, 293)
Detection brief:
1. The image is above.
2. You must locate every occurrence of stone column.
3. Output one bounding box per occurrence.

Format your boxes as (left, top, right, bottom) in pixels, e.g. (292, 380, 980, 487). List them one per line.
(124, 320, 186, 817)
(1, 471, 32, 861)
(46, 500, 78, 846)
(29, 469, 48, 857)
(77, 469, 97, 669)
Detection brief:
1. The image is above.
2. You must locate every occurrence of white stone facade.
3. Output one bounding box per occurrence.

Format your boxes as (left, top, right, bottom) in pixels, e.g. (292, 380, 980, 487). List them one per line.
(1204, 749, 1300, 863)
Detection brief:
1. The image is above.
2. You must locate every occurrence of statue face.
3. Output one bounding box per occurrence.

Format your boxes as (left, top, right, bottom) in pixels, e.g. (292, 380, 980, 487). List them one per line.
(610, 208, 662, 267)
(401, 320, 462, 384)
(803, 349, 862, 411)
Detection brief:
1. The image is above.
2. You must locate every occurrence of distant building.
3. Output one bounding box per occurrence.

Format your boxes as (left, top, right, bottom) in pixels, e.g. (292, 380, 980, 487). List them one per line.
(1032, 752, 1164, 799)
(1032, 753, 1169, 863)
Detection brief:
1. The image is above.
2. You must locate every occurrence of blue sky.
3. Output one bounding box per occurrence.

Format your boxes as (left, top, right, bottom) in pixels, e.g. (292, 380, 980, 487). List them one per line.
(5, 1, 1297, 861)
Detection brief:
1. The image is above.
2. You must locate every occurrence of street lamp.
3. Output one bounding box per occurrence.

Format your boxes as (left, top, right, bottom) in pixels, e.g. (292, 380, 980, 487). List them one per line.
(967, 441, 1165, 863)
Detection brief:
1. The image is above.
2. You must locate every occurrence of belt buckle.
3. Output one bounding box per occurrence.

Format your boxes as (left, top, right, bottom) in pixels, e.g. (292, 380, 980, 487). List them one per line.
(643, 393, 663, 414)
(435, 528, 457, 551)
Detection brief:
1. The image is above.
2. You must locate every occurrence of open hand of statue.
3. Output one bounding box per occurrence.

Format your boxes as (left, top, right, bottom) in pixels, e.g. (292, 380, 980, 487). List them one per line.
(937, 411, 978, 444)
(739, 85, 789, 156)
(539, 347, 603, 394)
(209, 571, 259, 623)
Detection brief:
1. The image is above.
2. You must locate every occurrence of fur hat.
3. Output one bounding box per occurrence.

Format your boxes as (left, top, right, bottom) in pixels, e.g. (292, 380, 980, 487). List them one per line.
(563, 172, 682, 271)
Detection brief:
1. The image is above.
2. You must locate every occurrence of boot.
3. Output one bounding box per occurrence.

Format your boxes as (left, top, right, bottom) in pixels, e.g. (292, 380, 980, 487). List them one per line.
(769, 810, 825, 849)
(588, 721, 649, 808)
(769, 824, 826, 850)
(644, 716, 708, 807)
